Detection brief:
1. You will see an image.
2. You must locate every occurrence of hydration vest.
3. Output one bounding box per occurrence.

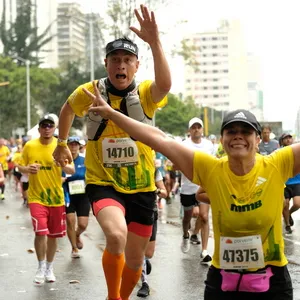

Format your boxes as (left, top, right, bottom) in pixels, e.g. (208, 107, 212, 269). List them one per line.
(86, 78, 153, 141)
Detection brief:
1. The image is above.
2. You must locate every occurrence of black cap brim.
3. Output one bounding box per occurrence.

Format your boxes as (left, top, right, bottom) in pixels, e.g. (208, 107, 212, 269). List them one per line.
(221, 119, 260, 134)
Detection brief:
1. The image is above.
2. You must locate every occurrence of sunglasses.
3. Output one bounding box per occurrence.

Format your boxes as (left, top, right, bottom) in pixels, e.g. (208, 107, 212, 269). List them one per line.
(40, 123, 55, 129)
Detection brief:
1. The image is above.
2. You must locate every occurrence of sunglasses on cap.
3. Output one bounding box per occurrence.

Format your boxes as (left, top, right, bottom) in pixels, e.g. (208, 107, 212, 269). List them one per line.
(68, 137, 80, 143)
(40, 123, 55, 129)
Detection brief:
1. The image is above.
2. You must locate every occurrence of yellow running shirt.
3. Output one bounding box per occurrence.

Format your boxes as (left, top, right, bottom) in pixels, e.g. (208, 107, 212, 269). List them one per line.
(21, 138, 64, 206)
(12, 152, 23, 165)
(0, 145, 10, 171)
(193, 146, 293, 269)
(67, 80, 167, 193)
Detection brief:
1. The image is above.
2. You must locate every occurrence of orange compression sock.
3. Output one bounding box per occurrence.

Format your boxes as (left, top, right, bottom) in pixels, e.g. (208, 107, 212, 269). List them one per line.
(102, 249, 125, 300)
(120, 264, 142, 300)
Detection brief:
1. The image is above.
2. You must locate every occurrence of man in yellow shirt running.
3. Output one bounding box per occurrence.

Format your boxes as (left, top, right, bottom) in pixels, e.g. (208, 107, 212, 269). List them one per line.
(19, 115, 74, 284)
(53, 5, 171, 300)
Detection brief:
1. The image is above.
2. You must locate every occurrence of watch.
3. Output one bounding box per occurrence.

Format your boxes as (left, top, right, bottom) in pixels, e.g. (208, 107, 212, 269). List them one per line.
(57, 138, 68, 147)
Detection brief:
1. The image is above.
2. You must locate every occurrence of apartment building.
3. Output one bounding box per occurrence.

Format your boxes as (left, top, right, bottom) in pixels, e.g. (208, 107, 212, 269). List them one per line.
(184, 20, 249, 112)
(57, 2, 86, 67)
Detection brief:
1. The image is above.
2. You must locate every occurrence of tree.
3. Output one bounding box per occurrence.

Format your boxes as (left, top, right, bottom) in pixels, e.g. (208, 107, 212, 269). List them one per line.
(0, 0, 55, 66)
(0, 56, 60, 138)
(47, 61, 107, 129)
(154, 93, 222, 137)
(171, 38, 200, 72)
(155, 94, 201, 136)
(106, 0, 168, 39)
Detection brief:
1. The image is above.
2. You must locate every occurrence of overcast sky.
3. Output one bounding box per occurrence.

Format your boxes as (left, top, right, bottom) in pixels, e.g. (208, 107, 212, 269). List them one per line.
(65, 0, 300, 130)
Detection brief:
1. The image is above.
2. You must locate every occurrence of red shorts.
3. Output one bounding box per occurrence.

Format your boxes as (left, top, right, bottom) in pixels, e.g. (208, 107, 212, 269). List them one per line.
(29, 203, 66, 237)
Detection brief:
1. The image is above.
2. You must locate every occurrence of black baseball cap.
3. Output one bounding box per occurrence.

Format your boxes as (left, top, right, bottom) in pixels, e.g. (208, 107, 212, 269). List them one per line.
(221, 109, 261, 134)
(281, 133, 292, 140)
(105, 39, 139, 57)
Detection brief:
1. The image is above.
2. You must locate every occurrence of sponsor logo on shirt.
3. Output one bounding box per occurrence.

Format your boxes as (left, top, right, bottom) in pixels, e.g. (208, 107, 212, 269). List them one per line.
(231, 200, 262, 212)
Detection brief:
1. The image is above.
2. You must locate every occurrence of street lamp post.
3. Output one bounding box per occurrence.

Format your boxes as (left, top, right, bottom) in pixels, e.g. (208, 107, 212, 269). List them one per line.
(16, 57, 31, 132)
(89, 17, 95, 81)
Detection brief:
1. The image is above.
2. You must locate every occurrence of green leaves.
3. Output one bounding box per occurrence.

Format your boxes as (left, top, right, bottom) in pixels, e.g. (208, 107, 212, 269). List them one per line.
(155, 94, 223, 137)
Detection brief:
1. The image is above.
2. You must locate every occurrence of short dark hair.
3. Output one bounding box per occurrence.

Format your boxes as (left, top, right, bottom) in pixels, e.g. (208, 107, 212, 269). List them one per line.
(261, 124, 272, 132)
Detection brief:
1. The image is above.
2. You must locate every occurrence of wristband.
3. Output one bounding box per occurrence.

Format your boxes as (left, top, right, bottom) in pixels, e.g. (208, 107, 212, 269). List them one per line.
(57, 138, 68, 147)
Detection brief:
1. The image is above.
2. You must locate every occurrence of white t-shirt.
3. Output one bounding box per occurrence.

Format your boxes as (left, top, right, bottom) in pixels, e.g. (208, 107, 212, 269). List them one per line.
(181, 138, 214, 195)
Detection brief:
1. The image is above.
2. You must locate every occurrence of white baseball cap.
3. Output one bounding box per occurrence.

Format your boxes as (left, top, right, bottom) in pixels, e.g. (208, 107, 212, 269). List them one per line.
(188, 117, 203, 129)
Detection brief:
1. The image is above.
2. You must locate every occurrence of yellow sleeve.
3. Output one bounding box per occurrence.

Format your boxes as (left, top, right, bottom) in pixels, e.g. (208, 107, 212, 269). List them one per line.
(67, 81, 94, 117)
(139, 80, 168, 118)
(193, 151, 217, 190)
(269, 146, 294, 182)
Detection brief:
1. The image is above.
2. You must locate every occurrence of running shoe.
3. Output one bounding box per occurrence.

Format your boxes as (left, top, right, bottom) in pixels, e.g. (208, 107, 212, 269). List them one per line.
(45, 268, 56, 282)
(0, 193, 5, 200)
(200, 253, 212, 265)
(289, 215, 294, 227)
(34, 267, 45, 284)
(190, 234, 201, 245)
(145, 259, 152, 275)
(76, 235, 83, 249)
(137, 282, 150, 297)
(181, 234, 190, 253)
(285, 225, 292, 235)
(71, 249, 81, 259)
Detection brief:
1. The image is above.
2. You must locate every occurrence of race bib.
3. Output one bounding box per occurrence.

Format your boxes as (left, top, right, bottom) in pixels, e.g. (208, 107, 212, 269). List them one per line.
(102, 138, 138, 168)
(220, 235, 265, 270)
(155, 159, 162, 168)
(68, 180, 85, 195)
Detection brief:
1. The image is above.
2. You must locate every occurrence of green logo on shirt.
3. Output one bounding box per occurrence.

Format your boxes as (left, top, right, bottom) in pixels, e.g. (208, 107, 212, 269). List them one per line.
(231, 200, 262, 212)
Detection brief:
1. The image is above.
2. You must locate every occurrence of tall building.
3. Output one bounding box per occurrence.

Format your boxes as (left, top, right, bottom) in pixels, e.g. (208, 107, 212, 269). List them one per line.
(57, 2, 86, 68)
(184, 20, 249, 112)
(247, 53, 264, 121)
(0, 0, 58, 68)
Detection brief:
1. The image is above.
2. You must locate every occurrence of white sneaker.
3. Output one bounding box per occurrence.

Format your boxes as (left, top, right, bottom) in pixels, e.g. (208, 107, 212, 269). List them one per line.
(71, 250, 81, 259)
(45, 268, 56, 282)
(34, 267, 45, 284)
(181, 235, 190, 253)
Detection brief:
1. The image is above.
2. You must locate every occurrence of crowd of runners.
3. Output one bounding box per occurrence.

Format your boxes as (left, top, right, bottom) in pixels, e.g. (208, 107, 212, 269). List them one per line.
(0, 4, 298, 300)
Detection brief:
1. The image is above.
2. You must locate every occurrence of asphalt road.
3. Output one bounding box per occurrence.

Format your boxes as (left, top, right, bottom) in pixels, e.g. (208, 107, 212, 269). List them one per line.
(1, 183, 300, 300)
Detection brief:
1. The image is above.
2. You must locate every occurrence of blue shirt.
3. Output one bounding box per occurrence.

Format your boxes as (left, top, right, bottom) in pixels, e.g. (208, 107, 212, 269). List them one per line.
(155, 152, 167, 177)
(63, 155, 86, 203)
(286, 173, 300, 185)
